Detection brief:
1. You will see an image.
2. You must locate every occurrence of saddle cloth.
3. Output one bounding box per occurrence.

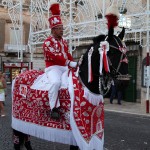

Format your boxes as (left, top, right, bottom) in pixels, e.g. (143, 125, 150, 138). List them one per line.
(12, 70, 104, 150)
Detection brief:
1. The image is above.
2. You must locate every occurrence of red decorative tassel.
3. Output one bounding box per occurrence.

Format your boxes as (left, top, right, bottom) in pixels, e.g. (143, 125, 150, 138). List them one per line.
(103, 50, 109, 73)
(105, 14, 118, 29)
(49, 3, 60, 15)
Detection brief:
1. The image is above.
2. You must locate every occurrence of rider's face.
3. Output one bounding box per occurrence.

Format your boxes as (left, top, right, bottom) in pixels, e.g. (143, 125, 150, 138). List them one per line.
(52, 25, 64, 39)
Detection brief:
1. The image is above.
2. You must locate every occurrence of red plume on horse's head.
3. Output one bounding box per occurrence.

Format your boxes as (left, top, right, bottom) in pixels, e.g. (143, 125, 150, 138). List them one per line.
(48, 0, 63, 29)
(105, 3, 119, 29)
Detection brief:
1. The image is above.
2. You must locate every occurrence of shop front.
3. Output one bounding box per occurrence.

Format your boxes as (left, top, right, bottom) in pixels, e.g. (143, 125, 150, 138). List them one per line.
(3, 62, 29, 84)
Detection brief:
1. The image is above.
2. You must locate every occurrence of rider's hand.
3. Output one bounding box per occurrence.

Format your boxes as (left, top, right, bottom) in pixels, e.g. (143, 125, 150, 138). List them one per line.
(69, 61, 77, 68)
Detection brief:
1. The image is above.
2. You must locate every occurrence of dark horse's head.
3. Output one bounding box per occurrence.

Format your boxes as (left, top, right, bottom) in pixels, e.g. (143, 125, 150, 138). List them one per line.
(79, 27, 130, 95)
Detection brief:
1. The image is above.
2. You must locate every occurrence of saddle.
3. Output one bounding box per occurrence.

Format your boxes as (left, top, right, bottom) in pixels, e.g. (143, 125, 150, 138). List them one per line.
(30, 69, 69, 91)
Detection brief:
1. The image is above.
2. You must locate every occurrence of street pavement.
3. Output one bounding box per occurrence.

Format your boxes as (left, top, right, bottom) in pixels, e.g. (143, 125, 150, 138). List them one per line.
(104, 98, 150, 117)
(104, 111, 150, 150)
(0, 85, 150, 150)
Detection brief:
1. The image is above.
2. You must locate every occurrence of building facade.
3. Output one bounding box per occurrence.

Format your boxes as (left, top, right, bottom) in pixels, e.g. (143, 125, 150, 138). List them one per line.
(0, 2, 45, 83)
(0, 0, 149, 109)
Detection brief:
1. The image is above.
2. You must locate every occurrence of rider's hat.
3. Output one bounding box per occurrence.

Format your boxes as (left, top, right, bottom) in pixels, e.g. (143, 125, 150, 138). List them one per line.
(48, 0, 63, 29)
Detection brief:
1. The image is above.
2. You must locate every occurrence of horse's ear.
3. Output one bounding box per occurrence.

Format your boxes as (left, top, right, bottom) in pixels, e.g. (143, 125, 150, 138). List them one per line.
(93, 35, 106, 44)
(118, 27, 125, 40)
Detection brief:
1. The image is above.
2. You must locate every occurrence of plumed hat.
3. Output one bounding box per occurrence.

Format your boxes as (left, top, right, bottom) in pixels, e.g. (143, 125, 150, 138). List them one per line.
(105, 3, 120, 29)
(48, 0, 63, 29)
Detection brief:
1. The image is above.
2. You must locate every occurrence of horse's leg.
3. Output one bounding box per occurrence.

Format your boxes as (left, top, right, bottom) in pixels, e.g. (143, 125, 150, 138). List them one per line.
(13, 129, 21, 150)
(70, 145, 79, 150)
(24, 134, 33, 150)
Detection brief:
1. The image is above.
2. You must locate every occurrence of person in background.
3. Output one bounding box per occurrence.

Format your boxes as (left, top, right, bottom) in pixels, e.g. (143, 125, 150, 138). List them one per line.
(2, 72, 7, 97)
(110, 80, 116, 104)
(117, 88, 123, 105)
(110, 80, 122, 105)
(0, 71, 7, 117)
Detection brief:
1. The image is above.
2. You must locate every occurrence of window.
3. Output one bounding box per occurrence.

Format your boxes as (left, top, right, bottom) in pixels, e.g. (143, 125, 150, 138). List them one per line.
(119, 14, 131, 29)
(10, 27, 21, 45)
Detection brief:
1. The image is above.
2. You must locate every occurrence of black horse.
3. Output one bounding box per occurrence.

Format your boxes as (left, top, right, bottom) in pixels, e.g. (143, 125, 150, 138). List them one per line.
(79, 27, 129, 96)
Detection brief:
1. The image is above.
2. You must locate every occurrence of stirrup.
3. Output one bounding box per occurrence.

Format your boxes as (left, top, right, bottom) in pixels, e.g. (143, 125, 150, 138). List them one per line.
(50, 108, 60, 120)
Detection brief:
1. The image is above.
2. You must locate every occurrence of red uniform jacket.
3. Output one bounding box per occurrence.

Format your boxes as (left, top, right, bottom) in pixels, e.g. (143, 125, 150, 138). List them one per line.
(43, 36, 73, 68)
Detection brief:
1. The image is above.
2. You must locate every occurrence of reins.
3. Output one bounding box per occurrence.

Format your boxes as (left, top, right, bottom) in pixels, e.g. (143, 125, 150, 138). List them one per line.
(98, 35, 129, 95)
(108, 36, 127, 76)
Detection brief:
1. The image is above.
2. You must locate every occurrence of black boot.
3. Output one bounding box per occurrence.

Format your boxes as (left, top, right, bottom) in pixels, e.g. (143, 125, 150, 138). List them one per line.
(24, 141, 33, 150)
(70, 145, 79, 150)
(50, 107, 60, 120)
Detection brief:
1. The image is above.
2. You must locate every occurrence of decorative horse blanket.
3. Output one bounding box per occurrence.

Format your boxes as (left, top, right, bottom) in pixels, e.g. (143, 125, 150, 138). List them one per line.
(12, 70, 104, 150)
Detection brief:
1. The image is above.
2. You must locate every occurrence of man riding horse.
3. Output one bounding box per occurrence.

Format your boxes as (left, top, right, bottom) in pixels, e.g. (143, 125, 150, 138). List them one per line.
(31, 1, 78, 120)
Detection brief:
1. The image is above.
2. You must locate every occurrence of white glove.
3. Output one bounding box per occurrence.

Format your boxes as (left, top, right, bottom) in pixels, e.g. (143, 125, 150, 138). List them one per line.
(69, 61, 77, 68)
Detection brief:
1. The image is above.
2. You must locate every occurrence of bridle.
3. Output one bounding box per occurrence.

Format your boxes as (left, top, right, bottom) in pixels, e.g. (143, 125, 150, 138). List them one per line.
(98, 35, 129, 96)
(110, 36, 128, 75)
(78, 35, 130, 96)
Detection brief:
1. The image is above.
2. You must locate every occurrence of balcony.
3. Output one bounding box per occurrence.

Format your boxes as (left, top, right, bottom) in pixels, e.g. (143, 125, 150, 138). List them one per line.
(4, 44, 29, 53)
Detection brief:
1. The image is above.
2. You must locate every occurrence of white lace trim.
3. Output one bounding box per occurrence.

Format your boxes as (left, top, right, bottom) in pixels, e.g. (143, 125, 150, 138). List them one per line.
(83, 87, 103, 106)
(12, 117, 77, 146)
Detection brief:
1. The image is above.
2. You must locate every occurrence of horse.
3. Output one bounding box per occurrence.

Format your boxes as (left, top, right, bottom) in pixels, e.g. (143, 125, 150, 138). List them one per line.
(79, 27, 129, 96)
(11, 27, 129, 150)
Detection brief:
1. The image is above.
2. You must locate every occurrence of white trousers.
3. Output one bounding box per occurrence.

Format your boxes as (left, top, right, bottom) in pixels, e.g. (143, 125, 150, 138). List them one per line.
(45, 66, 68, 110)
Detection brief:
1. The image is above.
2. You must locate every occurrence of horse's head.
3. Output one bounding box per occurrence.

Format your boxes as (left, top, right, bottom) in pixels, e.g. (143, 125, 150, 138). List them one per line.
(105, 27, 128, 77)
(79, 27, 130, 95)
